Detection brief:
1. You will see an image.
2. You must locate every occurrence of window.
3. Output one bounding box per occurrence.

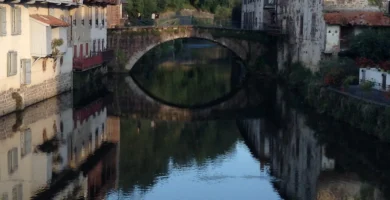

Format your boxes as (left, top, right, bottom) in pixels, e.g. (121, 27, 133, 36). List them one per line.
(11, 7, 21, 35)
(93, 40, 96, 52)
(102, 39, 104, 50)
(1, 193, 8, 200)
(89, 7, 92, 26)
(21, 129, 32, 157)
(86, 43, 89, 56)
(21, 59, 31, 85)
(8, 148, 18, 174)
(7, 51, 17, 77)
(0, 7, 6, 36)
(95, 7, 99, 27)
(12, 184, 22, 200)
(311, 13, 317, 38)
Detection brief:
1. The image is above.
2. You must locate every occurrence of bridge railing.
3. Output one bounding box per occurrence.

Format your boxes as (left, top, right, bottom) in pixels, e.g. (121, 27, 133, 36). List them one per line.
(124, 16, 281, 33)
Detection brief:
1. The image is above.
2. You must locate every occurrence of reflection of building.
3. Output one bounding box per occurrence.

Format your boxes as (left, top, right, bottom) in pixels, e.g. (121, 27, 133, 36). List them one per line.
(71, 98, 107, 168)
(237, 86, 386, 200)
(0, 92, 73, 200)
(0, 92, 119, 199)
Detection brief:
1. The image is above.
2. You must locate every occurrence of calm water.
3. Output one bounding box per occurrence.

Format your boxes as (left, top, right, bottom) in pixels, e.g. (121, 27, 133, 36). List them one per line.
(0, 39, 389, 200)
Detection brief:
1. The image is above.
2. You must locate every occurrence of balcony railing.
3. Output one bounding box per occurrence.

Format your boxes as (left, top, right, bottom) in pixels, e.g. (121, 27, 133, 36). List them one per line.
(73, 49, 113, 71)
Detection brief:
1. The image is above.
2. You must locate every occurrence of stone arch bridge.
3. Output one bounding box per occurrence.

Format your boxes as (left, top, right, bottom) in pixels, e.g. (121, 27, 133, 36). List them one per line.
(107, 26, 276, 71)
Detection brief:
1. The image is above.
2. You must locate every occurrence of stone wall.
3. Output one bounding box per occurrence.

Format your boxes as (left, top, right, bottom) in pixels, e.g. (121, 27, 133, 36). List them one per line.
(0, 73, 72, 117)
(276, 0, 326, 71)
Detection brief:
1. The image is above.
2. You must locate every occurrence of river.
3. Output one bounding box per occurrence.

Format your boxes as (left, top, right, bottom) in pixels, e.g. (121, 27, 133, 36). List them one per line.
(0, 39, 388, 200)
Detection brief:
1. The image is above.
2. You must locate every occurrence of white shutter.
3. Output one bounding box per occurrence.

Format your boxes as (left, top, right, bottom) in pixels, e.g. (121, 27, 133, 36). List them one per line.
(0, 7, 6, 36)
(21, 59, 31, 85)
(12, 52, 17, 76)
(16, 7, 21, 34)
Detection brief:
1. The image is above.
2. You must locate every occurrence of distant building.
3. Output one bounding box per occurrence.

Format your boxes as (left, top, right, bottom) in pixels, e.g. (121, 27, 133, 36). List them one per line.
(106, 0, 128, 28)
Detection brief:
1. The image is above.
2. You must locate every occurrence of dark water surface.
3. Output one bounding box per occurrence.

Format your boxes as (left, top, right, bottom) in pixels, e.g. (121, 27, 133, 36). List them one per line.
(0, 40, 389, 200)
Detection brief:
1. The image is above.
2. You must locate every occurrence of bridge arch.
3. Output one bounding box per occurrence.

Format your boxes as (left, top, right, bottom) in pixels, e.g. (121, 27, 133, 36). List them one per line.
(108, 26, 266, 71)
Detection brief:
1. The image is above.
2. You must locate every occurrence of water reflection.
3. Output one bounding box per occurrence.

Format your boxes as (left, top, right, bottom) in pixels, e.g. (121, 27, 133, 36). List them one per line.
(111, 119, 282, 200)
(0, 92, 119, 200)
(2, 76, 390, 200)
(131, 38, 245, 106)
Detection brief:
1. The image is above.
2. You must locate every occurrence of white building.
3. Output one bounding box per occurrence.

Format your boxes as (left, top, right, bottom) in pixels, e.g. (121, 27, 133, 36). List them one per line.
(241, 0, 275, 30)
(0, 0, 116, 117)
(71, 0, 115, 72)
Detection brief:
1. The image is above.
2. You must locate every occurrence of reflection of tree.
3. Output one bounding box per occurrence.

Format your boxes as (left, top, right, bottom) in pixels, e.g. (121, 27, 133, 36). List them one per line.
(131, 38, 237, 106)
(119, 119, 239, 194)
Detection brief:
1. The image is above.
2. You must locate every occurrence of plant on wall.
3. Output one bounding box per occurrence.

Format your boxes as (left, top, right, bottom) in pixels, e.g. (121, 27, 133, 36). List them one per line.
(51, 38, 64, 57)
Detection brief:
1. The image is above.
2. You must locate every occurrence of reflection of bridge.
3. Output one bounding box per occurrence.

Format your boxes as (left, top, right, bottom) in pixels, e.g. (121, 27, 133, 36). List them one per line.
(107, 25, 277, 71)
(106, 75, 265, 121)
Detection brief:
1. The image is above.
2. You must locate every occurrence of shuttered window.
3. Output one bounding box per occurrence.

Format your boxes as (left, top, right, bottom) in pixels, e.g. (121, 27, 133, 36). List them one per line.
(8, 148, 18, 174)
(21, 59, 31, 85)
(11, 7, 21, 35)
(21, 129, 32, 157)
(7, 51, 17, 77)
(0, 7, 6, 36)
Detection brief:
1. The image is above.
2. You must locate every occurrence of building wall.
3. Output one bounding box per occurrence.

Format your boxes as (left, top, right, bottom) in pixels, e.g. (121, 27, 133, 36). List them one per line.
(0, 4, 31, 92)
(276, 0, 326, 71)
(359, 68, 390, 90)
(107, 4, 123, 28)
(241, 0, 264, 29)
(324, 25, 340, 54)
(0, 4, 73, 117)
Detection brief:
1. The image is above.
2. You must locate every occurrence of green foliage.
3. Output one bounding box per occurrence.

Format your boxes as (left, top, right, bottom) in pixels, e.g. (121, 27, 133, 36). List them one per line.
(342, 75, 358, 89)
(125, 0, 241, 20)
(288, 62, 313, 88)
(51, 38, 64, 57)
(360, 81, 374, 91)
(349, 29, 390, 62)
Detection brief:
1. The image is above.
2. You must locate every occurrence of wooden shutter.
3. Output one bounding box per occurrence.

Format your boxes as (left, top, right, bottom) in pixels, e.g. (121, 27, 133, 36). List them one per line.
(86, 43, 89, 56)
(16, 7, 21, 34)
(0, 7, 6, 36)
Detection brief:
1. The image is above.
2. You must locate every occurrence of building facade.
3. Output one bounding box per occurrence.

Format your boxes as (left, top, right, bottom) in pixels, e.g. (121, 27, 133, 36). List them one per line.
(0, 0, 115, 117)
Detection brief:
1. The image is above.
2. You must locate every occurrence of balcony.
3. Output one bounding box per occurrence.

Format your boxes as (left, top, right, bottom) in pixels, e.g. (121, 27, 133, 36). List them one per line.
(73, 49, 114, 71)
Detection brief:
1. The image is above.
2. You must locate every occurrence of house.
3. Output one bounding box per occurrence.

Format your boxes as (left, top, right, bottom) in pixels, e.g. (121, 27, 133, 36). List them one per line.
(324, 11, 390, 55)
(0, 0, 116, 117)
(107, 0, 128, 28)
(71, 0, 116, 72)
(241, 0, 276, 30)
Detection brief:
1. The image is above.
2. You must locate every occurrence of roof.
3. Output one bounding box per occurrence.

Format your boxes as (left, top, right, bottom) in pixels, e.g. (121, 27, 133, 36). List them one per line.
(324, 11, 390, 27)
(30, 14, 69, 27)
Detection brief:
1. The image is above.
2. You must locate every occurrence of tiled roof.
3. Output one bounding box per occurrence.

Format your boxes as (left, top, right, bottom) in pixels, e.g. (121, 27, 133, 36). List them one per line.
(30, 14, 69, 27)
(324, 11, 390, 26)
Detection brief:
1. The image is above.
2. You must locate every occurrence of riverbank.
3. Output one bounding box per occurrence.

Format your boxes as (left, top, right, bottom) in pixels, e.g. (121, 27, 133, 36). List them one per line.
(282, 62, 390, 141)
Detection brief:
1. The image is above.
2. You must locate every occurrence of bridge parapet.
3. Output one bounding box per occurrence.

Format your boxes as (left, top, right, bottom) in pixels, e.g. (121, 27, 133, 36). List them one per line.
(107, 25, 277, 71)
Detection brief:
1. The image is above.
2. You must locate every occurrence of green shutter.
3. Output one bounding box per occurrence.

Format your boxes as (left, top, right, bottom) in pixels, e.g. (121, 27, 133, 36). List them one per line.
(0, 7, 6, 36)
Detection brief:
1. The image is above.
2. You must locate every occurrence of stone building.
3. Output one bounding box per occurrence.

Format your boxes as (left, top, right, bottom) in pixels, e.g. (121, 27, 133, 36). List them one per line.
(106, 0, 128, 28)
(242, 0, 390, 71)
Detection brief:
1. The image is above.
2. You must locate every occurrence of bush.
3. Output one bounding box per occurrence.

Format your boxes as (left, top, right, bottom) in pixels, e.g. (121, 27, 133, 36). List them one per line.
(349, 29, 390, 62)
(360, 81, 375, 91)
(318, 57, 358, 87)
